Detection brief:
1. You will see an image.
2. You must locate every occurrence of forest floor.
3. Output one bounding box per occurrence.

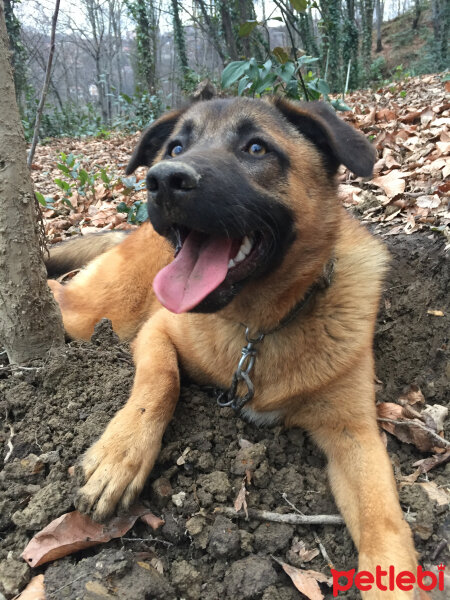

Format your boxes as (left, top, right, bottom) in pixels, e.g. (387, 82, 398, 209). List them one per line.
(0, 73, 449, 599)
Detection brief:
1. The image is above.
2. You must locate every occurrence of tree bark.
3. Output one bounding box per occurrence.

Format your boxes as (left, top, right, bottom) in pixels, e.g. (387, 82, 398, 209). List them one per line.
(0, 0, 64, 364)
(375, 0, 383, 52)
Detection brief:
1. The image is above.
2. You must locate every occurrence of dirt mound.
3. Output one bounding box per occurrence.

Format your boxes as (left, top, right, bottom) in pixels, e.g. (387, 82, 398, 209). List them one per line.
(0, 230, 448, 599)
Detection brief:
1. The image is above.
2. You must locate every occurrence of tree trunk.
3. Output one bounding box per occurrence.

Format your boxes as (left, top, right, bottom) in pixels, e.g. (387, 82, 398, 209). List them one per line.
(28, 0, 60, 167)
(431, 0, 449, 69)
(412, 0, 421, 29)
(375, 0, 383, 52)
(361, 0, 375, 82)
(0, 1, 64, 364)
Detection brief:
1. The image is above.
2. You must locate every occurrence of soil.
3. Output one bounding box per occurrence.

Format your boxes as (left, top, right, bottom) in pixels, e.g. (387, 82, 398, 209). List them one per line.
(0, 229, 448, 600)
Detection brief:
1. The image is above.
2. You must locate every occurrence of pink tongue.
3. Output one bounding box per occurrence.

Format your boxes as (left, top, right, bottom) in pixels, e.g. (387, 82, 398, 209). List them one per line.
(153, 231, 233, 313)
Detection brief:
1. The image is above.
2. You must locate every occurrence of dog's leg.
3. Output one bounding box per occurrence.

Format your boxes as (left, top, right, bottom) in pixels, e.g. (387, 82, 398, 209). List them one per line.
(302, 358, 417, 598)
(75, 311, 180, 520)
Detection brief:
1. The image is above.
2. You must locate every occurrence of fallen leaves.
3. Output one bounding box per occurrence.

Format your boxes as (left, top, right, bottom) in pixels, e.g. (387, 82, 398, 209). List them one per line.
(22, 506, 164, 568)
(371, 170, 410, 198)
(377, 384, 449, 486)
(336, 73, 450, 237)
(16, 575, 45, 600)
(272, 557, 330, 600)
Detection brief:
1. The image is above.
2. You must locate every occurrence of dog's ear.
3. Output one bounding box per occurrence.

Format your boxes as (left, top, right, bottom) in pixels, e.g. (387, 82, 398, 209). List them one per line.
(271, 97, 376, 177)
(125, 109, 186, 175)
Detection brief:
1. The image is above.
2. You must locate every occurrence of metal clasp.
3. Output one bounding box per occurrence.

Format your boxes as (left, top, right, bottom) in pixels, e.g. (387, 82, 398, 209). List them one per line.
(217, 328, 265, 413)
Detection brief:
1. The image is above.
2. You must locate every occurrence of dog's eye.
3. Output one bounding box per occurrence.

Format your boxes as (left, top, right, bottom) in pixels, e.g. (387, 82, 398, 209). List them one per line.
(246, 141, 267, 156)
(169, 144, 183, 158)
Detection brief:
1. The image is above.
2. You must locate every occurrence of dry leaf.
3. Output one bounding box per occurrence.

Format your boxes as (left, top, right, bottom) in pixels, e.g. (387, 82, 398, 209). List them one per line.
(17, 575, 45, 600)
(371, 170, 410, 198)
(398, 385, 425, 406)
(427, 309, 444, 317)
(140, 512, 165, 530)
(291, 539, 320, 563)
(420, 108, 434, 126)
(275, 559, 327, 600)
(413, 449, 450, 473)
(22, 506, 153, 567)
(418, 482, 450, 506)
(234, 478, 248, 518)
(422, 404, 448, 432)
(377, 403, 447, 452)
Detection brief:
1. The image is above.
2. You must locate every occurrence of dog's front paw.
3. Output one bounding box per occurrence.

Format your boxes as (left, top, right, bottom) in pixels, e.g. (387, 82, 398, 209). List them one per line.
(74, 420, 160, 521)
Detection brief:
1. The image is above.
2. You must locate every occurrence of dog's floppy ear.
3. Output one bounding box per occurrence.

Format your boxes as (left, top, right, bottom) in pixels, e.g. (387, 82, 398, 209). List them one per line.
(271, 97, 376, 177)
(125, 109, 186, 175)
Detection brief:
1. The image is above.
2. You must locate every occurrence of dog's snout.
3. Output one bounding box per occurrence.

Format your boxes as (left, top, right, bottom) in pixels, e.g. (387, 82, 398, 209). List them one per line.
(147, 161, 199, 205)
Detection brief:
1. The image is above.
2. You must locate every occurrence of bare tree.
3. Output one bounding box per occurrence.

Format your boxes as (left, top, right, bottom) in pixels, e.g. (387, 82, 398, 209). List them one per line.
(375, 0, 383, 52)
(27, 0, 60, 167)
(0, 0, 64, 364)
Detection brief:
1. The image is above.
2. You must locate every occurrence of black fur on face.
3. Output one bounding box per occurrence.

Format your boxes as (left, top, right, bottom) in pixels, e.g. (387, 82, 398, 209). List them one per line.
(143, 100, 296, 313)
(126, 97, 375, 313)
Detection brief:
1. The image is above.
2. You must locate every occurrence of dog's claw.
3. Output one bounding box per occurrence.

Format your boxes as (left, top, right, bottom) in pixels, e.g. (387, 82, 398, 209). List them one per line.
(74, 419, 158, 520)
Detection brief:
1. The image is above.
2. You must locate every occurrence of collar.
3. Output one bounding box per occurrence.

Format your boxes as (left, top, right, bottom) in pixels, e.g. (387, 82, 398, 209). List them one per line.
(217, 257, 335, 413)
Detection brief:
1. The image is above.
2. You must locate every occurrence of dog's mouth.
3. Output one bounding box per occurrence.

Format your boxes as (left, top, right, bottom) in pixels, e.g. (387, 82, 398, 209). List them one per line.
(153, 226, 265, 314)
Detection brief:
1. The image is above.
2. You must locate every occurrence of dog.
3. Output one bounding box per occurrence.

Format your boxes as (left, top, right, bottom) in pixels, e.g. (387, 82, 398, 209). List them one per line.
(48, 97, 417, 598)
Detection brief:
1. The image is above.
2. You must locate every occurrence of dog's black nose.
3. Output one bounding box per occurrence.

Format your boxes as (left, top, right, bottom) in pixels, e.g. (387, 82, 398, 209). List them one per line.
(147, 161, 199, 205)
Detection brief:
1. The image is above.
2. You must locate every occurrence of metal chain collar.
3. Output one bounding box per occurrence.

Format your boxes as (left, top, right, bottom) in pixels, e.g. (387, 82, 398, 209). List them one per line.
(216, 258, 335, 414)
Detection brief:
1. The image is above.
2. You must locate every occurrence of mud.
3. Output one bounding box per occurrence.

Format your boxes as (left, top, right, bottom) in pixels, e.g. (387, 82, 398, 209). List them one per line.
(0, 230, 448, 599)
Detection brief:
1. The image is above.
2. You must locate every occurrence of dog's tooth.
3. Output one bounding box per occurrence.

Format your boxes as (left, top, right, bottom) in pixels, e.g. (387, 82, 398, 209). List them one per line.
(241, 236, 252, 256)
(235, 250, 246, 263)
(228, 259, 236, 268)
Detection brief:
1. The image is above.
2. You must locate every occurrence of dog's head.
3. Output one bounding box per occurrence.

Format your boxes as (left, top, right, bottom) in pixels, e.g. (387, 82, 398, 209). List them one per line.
(126, 98, 376, 315)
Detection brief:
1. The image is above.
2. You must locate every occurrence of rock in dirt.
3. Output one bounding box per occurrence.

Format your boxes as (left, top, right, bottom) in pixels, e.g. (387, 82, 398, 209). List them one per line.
(12, 481, 72, 531)
(253, 521, 294, 553)
(197, 470, 231, 503)
(170, 559, 201, 600)
(224, 555, 278, 599)
(44, 549, 175, 600)
(232, 442, 267, 475)
(0, 557, 30, 597)
(207, 515, 240, 559)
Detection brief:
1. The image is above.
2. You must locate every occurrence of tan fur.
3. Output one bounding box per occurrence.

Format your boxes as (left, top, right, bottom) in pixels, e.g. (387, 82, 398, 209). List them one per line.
(49, 99, 417, 598)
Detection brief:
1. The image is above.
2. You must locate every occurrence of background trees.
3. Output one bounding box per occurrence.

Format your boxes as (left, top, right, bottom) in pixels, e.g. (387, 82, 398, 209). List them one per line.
(3, 0, 447, 141)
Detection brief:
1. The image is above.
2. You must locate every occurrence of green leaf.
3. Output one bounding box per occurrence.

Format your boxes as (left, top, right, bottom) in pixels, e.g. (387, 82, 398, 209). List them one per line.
(221, 61, 249, 88)
(271, 16, 283, 22)
(277, 61, 296, 84)
(254, 73, 277, 95)
(238, 75, 250, 96)
(54, 178, 71, 192)
(135, 202, 148, 223)
(117, 201, 129, 214)
(66, 153, 75, 167)
(78, 169, 89, 186)
(297, 55, 319, 67)
(272, 47, 290, 65)
(289, 0, 307, 12)
(331, 98, 351, 111)
(100, 168, 110, 184)
(239, 20, 259, 37)
(60, 151, 67, 162)
(35, 191, 46, 206)
(57, 163, 70, 175)
(121, 176, 136, 189)
(61, 197, 74, 209)
(121, 93, 133, 104)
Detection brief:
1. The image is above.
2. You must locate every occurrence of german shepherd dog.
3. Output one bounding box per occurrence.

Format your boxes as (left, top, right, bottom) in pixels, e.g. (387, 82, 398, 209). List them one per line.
(48, 97, 417, 598)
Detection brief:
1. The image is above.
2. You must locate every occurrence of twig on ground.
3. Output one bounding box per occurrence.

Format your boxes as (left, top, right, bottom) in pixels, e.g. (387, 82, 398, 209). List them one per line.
(377, 417, 450, 449)
(4, 412, 14, 463)
(281, 492, 335, 569)
(215, 506, 344, 525)
(121, 536, 173, 547)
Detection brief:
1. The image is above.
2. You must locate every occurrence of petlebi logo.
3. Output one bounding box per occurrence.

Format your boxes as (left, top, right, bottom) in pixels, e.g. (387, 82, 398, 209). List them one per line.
(331, 564, 446, 596)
